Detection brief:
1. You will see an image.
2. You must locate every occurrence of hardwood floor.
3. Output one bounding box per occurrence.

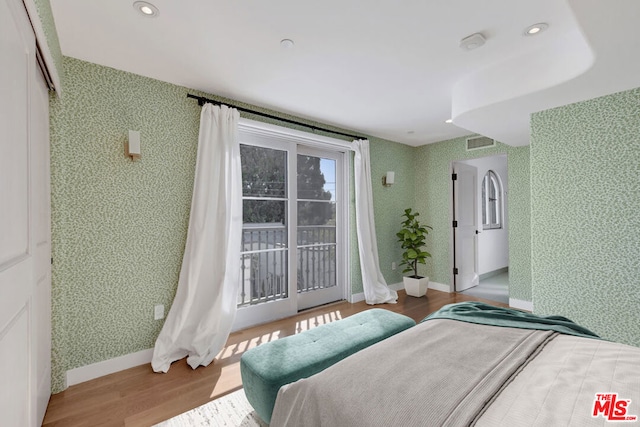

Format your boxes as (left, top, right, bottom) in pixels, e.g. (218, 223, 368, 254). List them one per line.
(42, 290, 507, 427)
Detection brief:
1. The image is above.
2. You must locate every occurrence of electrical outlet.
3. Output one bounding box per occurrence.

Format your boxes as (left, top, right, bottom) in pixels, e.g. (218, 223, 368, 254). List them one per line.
(154, 304, 164, 320)
(391, 262, 397, 271)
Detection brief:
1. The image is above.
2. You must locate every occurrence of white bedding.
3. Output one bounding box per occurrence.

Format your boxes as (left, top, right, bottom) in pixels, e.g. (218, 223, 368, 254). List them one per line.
(270, 319, 640, 427)
(477, 334, 640, 426)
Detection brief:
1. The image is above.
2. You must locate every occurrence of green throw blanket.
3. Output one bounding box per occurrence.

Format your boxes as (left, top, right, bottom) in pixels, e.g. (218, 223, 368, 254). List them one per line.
(422, 301, 600, 339)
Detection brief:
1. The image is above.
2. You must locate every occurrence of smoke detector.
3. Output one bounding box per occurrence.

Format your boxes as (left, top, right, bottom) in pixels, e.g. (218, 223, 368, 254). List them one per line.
(459, 33, 486, 51)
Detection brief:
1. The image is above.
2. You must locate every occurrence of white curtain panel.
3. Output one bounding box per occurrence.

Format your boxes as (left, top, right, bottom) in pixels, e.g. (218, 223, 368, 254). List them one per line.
(152, 104, 242, 373)
(351, 139, 398, 305)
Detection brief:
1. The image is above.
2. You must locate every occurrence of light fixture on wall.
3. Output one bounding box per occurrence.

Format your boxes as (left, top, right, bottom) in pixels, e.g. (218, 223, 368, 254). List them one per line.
(126, 130, 141, 161)
(382, 171, 395, 187)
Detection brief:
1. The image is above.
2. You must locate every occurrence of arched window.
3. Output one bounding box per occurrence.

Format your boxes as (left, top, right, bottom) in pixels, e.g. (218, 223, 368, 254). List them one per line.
(482, 170, 502, 230)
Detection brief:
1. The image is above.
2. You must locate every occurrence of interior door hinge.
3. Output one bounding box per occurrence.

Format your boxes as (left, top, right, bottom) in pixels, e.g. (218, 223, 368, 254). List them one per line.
(453, 267, 459, 275)
(452, 220, 458, 228)
(451, 173, 457, 181)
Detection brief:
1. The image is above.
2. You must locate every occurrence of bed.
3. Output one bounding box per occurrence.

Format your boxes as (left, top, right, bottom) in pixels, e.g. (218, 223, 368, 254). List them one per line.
(270, 302, 640, 426)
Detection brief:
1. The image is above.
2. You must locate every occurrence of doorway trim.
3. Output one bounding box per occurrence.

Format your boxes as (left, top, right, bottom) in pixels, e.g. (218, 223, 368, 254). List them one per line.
(449, 154, 510, 295)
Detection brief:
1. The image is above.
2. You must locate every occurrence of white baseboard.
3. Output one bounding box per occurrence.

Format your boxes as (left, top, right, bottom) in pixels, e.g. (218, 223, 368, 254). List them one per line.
(350, 280, 452, 303)
(65, 280, 462, 387)
(66, 348, 153, 387)
(509, 298, 533, 312)
(349, 292, 365, 303)
(389, 282, 404, 292)
(350, 282, 404, 304)
(428, 281, 451, 293)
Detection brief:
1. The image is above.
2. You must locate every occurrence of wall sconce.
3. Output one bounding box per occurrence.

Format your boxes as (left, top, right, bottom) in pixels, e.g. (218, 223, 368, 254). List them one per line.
(125, 130, 141, 161)
(382, 171, 395, 187)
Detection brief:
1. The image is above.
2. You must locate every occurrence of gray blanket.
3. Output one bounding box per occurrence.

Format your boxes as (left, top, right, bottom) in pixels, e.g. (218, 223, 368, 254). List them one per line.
(270, 319, 555, 427)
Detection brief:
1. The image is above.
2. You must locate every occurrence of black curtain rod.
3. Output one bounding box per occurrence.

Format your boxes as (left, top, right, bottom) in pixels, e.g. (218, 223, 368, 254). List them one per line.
(187, 94, 365, 140)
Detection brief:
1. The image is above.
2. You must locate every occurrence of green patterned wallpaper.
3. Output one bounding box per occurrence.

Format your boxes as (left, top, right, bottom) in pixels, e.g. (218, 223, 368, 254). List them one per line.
(50, 57, 411, 392)
(358, 139, 417, 292)
(414, 137, 531, 302)
(531, 87, 640, 347)
(50, 58, 199, 393)
(348, 139, 416, 295)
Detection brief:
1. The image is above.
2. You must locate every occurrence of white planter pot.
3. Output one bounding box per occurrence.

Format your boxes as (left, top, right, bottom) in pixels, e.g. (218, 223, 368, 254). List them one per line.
(403, 276, 429, 297)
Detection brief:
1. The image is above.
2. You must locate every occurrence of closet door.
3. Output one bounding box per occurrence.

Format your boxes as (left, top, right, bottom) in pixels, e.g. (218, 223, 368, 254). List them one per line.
(0, 0, 52, 424)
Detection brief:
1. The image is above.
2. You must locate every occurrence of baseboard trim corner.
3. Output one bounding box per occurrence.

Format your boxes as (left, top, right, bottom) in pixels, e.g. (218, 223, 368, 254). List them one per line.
(509, 298, 533, 312)
(428, 281, 451, 293)
(389, 282, 404, 291)
(66, 348, 154, 387)
(350, 282, 404, 304)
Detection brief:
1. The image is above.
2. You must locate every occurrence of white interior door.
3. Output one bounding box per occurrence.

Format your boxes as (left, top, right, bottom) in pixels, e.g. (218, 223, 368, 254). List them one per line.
(0, 0, 51, 424)
(453, 162, 479, 292)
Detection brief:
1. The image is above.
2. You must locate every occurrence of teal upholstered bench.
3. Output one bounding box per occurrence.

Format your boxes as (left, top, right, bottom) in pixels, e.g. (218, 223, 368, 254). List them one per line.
(240, 308, 416, 423)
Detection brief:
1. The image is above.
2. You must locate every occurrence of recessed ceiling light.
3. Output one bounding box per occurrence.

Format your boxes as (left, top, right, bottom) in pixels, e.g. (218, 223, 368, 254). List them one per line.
(133, 1, 159, 17)
(445, 119, 453, 124)
(280, 39, 295, 49)
(524, 23, 548, 36)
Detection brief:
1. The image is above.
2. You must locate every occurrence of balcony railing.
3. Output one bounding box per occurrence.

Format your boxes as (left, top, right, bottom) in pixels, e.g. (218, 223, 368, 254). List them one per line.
(238, 224, 336, 307)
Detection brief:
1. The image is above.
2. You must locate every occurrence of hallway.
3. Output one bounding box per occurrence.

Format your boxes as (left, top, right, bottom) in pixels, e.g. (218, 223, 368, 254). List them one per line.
(459, 271, 508, 304)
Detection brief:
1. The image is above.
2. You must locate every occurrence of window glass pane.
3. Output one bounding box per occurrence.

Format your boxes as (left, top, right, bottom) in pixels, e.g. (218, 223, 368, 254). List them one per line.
(238, 251, 288, 306)
(243, 199, 285, 225)
(483, 170, 504, 229)
(489, 175, 497, 225)
(242, 223, 287, 252)
(298, 224, 336, 246)
(489, 176, 497, 200)
(481, 175, 488, 226)
(297, 245, 336, 292)
(241, 144, 287, 198)
(297, 201, 336, 227)
(297, 155, 335, 200)
(490, 199, 498, 225)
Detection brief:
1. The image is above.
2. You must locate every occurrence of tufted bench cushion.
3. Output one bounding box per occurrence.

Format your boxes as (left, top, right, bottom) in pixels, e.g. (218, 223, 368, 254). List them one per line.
(240, 308, 416, 423)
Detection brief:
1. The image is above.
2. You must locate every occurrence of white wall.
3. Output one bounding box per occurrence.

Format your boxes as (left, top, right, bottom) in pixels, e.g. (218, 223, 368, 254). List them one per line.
(460, 154, 508, 275)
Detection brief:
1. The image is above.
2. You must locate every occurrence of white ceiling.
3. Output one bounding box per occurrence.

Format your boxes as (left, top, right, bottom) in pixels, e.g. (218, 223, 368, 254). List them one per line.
(50, 0, 640, 147)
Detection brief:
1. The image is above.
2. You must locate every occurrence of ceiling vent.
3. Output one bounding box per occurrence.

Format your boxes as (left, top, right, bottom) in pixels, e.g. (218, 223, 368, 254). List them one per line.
(466, 136, 495, 151)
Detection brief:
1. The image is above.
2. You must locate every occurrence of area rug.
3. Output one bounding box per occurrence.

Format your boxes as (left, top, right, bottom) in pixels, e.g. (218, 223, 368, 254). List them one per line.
(154, 389, 267, 427)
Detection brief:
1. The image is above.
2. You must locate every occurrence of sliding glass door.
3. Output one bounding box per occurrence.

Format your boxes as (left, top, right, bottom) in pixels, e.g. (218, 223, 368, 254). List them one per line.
(296, 147, 343, 311)
(233, 130, 346, 330)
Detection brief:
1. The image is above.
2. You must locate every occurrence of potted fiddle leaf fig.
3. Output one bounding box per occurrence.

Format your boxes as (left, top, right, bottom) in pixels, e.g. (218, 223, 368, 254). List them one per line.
(396, 208, 432, 297)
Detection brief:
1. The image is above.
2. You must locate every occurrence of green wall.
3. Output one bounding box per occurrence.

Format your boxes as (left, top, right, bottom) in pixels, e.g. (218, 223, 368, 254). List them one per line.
(414, 137, 531, 302)
(50, 57, 412, 392)
(349, 140, 417, 294)
(50, 58, 199, 393)
(531, 87, 640, 346)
